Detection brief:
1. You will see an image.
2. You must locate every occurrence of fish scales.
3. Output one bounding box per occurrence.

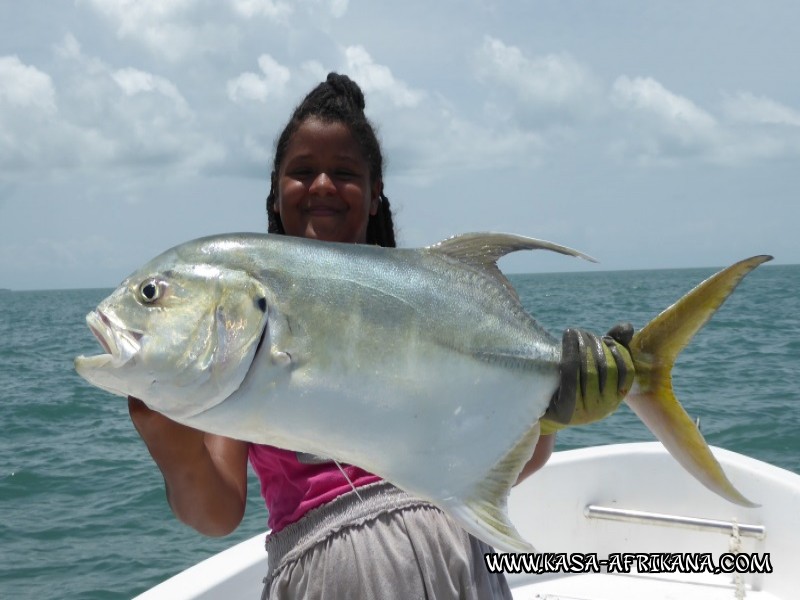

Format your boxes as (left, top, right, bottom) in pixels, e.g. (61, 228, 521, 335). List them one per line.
(75, 231, 770, 551)
(191, 236, 561, 493)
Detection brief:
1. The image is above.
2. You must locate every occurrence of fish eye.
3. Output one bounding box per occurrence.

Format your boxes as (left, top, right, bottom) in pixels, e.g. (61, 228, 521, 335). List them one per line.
(138, 279, 164, 304)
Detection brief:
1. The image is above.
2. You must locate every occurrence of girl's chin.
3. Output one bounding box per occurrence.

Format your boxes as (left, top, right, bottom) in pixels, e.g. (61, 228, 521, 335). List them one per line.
(305, 226, 343, 242)
(303, 224, 366, 244)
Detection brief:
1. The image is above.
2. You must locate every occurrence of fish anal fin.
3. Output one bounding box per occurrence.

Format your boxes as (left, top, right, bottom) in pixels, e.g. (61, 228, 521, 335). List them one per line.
(446, 421, 540, 552)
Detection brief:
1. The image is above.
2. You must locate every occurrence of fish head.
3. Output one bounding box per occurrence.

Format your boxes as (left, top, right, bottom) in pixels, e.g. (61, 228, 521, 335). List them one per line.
(75, 253, 269, 419)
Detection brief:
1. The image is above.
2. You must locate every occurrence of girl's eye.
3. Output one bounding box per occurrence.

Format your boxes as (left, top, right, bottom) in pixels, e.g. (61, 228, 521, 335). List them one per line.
(334, 169, 360, 179)
(285, 167, 360, 180)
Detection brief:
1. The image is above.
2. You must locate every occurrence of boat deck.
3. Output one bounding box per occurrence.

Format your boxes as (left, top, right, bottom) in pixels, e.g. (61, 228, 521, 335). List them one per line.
(133, 444, 800, 600)
(512, 571, 778, 599)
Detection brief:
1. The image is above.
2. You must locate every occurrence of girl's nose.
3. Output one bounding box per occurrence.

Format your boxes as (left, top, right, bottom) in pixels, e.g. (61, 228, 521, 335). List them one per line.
(309, 172, 336, 196)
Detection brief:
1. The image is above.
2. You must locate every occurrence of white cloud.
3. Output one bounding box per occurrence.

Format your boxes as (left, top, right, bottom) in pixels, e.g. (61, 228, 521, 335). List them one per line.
(0, 55, 113, 171)
(229, 0, 291, 19)
(722, 92, 800, 127)
(369, 90, 545, 185)
(329, 0, 349, 18)
(400, 108, 545, 183)
(0, 36, 224, 177)
(242, 134, 272, 164)
(55, 33, 83, 61)
(474, 36, 601, 123)
(82, 0, 241, 62)
(227, 54, 291, 103)
(609, 76, 723, 163)
(471, 39, 800, 168)
(608, 77, 800, 165)
(112, 67, 190, 115)
(301, 60, 327, 82)
(304, 0, 349, 18)
(0, 56, 57, 114)
(343, 46, 424, 108)
(230, 0, 346, 20)
(227, 72, 271, 103)
(86, 0, 196, 24)
(611, 76, 717, 134)
(83, 0, 198, 61)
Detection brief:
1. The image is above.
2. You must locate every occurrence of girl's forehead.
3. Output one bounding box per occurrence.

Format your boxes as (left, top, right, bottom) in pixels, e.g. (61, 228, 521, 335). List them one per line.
(293, 118, 354, 141)
(284, 118, 365, 160)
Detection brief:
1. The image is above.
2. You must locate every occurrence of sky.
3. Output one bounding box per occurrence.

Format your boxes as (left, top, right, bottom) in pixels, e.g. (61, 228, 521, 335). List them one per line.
(1, 1, 799, 290)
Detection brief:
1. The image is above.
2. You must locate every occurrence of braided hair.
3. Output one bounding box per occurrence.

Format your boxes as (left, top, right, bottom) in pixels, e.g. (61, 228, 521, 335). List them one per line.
(266, 73, 397, 248)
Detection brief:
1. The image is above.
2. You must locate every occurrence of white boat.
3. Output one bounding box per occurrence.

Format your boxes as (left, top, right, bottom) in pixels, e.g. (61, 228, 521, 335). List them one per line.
(133, 442, 800, 600)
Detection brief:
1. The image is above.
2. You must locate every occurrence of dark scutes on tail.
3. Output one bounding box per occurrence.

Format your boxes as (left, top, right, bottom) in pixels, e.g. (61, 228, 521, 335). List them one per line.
(543, 326, 636, 430)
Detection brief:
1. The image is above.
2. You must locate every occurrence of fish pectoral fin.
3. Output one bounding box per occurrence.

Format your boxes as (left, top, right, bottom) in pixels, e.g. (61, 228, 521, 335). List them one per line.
(447, 421, 540, 553)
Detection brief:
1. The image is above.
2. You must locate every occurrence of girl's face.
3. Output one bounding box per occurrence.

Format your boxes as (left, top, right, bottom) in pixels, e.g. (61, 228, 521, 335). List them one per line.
(276, 118, 380, 244)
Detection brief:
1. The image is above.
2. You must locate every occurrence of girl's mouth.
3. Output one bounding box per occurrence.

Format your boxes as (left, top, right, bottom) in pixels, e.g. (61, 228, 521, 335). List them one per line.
(306, 207, 341, 216)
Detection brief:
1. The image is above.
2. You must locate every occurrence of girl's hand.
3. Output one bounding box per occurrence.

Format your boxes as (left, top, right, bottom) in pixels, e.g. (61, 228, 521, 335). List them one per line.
(127, 396, 250, 536)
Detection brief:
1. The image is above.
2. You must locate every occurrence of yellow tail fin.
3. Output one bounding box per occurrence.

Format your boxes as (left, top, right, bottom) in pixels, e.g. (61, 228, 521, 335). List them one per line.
(626, 255, 772, 507)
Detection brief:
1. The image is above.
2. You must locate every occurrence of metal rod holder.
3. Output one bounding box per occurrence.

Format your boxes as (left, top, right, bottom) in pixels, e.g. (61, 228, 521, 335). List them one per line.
(584, 505, 766, 540)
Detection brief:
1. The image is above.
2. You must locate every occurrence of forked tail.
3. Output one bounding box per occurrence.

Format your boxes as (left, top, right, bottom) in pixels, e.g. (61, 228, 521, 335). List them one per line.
(625, 255, 772, 507)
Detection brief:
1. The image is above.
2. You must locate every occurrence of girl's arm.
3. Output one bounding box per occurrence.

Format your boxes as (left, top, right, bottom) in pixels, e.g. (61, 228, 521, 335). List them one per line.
(515, 433, 556, 484)
(128, 397, 250, 536)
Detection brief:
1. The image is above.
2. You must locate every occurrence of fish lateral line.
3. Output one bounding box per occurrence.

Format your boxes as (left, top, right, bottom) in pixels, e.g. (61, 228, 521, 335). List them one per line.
(73, 230, 773, 555)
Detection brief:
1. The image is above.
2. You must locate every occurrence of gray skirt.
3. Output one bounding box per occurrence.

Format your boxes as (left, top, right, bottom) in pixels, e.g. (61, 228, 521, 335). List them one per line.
(261, 481, 512, 600)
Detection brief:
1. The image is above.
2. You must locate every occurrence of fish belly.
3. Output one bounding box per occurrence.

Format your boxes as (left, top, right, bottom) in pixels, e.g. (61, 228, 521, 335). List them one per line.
(190, 339, 559, 505)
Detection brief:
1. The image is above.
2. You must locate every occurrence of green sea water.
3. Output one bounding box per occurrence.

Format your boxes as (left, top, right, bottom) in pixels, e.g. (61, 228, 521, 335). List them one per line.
(1, 264, 798, 599)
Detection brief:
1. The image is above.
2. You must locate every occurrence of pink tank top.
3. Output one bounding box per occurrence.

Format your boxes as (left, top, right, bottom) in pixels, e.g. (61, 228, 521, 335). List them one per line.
(248, 444, 381, 532)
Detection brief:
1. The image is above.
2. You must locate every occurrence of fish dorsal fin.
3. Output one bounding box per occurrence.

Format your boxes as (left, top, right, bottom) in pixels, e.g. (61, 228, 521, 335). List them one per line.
(427, 232, 595, 301)
(428, 232, 595, 267)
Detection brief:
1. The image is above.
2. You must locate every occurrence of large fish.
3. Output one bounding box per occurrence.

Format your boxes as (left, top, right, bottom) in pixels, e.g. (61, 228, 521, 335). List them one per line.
(74, 232, 770, 552)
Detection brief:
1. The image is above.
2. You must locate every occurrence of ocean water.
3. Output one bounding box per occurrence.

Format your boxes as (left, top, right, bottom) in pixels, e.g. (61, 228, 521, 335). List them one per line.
(1, 264, 798, 599)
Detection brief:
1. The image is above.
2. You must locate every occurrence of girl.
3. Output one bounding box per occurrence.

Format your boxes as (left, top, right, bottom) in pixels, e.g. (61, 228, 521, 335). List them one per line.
(129, 73, 555, 599)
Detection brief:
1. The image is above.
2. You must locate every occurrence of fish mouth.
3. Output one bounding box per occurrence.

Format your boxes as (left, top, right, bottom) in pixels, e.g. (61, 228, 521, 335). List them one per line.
(79, 310, 142, 367)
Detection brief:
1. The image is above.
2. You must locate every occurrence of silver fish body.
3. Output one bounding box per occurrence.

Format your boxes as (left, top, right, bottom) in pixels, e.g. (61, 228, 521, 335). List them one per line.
(197, 235, 564, 495)
(76, 232, 589, 550)
(75, 232, 768, 551)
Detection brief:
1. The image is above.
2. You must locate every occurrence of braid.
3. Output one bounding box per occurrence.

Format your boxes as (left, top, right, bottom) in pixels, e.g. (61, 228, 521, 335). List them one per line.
(322, 72, 366, 113)
(366, 192, 396, 247)
(266, 173, 284, 235)
(266, 73, 396, 248)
